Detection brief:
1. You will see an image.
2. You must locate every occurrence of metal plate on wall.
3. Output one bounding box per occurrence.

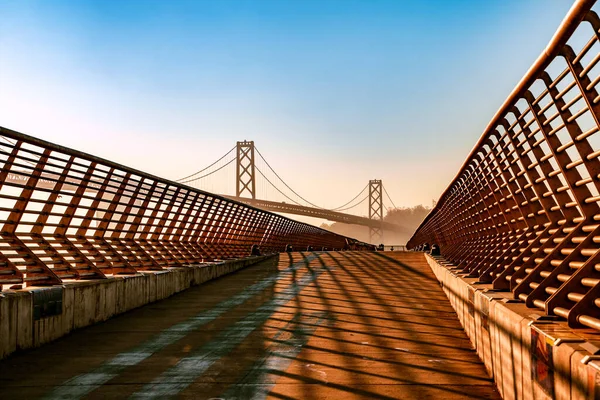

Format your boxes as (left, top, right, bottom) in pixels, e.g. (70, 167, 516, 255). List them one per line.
(32, 287, 63, 320)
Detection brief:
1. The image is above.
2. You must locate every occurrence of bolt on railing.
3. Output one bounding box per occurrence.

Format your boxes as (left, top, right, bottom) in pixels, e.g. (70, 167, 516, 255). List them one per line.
(0, 127, 369, 290)
(408, 0, 600, 331)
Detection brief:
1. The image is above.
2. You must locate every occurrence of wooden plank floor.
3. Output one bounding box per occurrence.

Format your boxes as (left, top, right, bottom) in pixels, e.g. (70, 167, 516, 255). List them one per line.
(0, 252, 500, 399)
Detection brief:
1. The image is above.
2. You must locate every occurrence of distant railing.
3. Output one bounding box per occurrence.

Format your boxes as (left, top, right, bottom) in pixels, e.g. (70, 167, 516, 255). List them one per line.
(376, 245, 406, 251)
(408, 0, 600, 330)
(0, 126, 365, 289)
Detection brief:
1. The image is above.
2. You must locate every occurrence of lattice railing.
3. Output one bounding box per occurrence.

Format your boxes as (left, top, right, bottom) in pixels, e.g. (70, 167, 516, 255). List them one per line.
(0, 126, 357, 290)
(407, 0, 600, 330)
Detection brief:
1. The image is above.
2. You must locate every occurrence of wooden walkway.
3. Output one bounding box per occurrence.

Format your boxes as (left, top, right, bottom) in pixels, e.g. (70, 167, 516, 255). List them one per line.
(0, 252, 500, 399)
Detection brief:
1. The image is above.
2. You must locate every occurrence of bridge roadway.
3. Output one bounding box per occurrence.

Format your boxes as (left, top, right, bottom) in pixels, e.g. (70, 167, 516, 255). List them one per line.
(1, 172, 409, 234)
(0, 252, 499, 399)
(224, 196, 411, 234)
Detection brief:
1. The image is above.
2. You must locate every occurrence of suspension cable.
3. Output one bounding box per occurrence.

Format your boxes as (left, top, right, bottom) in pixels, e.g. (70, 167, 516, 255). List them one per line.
(335, 194, 369, 212)
(178, 158, 236, 185)
(255, 147, 328, 209)
(175, 143, 377, 215)
(383, 185, 398, 209)
(258, 163, 370, 214)
(331, 184, 368, 211)
(256, 146, 371, 211)
(176, 146, 236, 182)
(255, 166, 305, 206)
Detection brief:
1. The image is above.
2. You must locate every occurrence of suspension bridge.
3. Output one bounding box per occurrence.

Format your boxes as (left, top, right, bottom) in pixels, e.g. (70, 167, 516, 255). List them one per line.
(174, 140, 410, 240)
(2, 1, 600, 399)
(0, 139, 408, 244)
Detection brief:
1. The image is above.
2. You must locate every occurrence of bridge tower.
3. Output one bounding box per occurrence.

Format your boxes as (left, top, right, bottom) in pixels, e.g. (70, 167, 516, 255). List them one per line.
(236, 140, 256, 199)
(368, 179, 383, 243)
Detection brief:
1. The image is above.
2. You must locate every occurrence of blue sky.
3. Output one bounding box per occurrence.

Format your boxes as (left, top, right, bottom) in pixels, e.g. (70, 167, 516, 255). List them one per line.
(0, 0, 577, 218)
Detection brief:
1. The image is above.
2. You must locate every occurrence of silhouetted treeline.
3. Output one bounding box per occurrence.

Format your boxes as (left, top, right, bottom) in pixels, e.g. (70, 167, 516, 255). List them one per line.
(384, 204, 431, 229)
(320, 204, 431, 245)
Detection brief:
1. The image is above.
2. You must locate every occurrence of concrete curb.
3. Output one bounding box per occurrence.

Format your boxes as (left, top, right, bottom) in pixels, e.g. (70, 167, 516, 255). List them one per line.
(425, 253, 600, 400)
(0, 254, 278, 361)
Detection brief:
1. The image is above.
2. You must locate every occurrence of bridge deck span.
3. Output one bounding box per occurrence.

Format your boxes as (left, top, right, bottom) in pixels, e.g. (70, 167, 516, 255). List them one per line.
(0, 252, 498, 399)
